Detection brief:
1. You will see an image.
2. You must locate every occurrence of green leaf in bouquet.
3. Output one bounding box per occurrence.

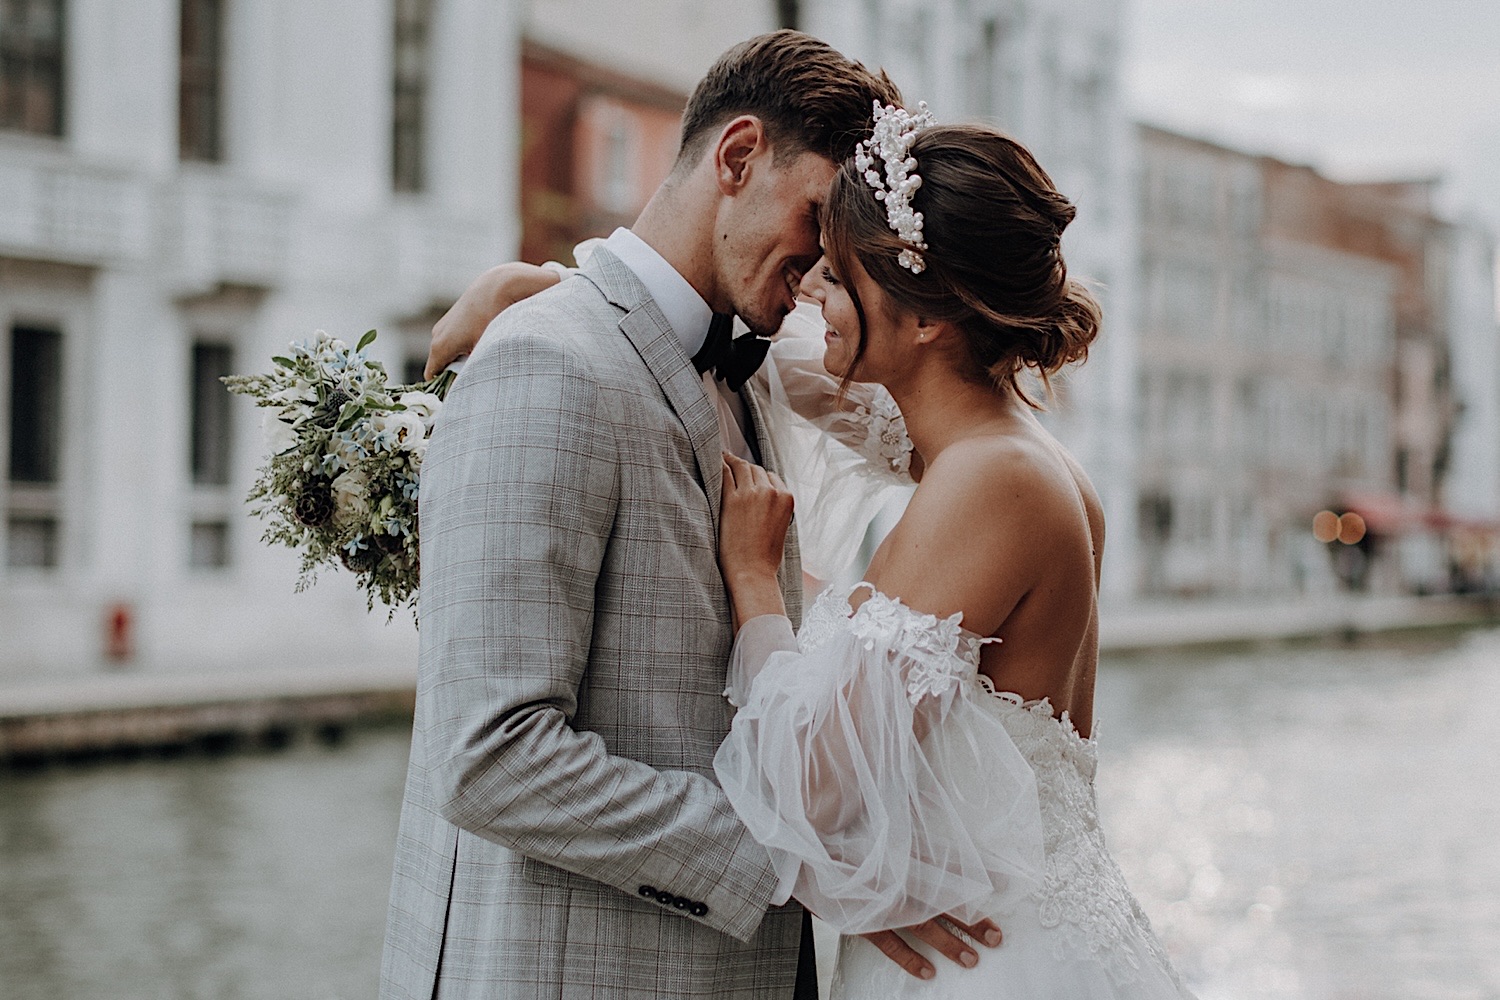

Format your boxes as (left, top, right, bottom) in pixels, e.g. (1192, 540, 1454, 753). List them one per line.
(336, 400, 366, 430)
(356, 329, 378, 353)
(272, 356, 296, 369)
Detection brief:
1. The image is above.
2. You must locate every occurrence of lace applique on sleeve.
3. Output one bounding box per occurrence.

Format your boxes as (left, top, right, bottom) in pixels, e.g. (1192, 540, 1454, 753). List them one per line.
(842, 584, 998, 716)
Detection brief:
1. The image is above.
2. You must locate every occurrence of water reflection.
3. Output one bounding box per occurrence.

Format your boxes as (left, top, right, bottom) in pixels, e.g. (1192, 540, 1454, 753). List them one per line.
(1095, 627, 1500, 1000)
(1, 628, 1497, 999)
(0, 730, 410, 1000)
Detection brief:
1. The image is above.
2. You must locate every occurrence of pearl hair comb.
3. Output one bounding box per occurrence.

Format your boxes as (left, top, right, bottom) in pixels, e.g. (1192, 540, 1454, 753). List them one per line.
(853, 101, 937, 273)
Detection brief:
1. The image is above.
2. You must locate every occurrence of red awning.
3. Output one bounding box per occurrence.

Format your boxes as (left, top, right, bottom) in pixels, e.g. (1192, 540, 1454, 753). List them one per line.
(1339, 492, 1500, 536)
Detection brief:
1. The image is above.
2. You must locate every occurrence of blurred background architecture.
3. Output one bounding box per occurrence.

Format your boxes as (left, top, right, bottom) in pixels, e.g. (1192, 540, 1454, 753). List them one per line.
(1134, 127, 1500, 597)
(0, 0, 519, 676)
(1, 0, 1497, 679)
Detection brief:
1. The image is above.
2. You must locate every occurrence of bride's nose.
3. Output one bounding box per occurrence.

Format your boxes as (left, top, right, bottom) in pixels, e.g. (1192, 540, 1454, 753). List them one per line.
(798, 259, 827, 300)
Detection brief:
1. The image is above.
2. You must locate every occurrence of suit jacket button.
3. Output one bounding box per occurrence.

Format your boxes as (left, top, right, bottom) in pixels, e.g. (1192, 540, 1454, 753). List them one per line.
(638, 885, 656, 897)
(690, 902, 709, 917)
(655, 890, 673, 905)
(671, 896, 689, 910)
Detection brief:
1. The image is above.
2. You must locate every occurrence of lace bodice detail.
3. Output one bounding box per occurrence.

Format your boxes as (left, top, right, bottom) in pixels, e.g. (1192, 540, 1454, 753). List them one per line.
(797, 586, 1188, 991)
(975, 684, 1185, 990)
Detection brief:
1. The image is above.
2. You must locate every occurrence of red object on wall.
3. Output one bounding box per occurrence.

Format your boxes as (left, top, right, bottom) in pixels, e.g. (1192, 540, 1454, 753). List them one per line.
(105, 603, 133, 663)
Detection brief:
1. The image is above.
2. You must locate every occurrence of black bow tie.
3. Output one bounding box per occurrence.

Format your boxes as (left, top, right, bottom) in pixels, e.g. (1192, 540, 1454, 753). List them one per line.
(691, 313, 770, 393)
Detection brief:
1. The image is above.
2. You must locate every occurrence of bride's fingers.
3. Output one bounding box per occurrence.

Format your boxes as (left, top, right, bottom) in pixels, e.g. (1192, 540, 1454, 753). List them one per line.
(722, 453, 748, 491)
(856, 929, 936, 981)
(900, 917, 981, 969)
(723, 452, 750, 488)
(942, 914, 1003, 948)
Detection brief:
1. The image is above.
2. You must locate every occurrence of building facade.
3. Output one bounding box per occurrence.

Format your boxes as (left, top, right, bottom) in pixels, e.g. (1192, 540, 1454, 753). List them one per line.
(0, 0, 520, 678)
(1136, 125, 1499, 597)
(1441, 221, 1500, 589)
(518, 41, 688, 266)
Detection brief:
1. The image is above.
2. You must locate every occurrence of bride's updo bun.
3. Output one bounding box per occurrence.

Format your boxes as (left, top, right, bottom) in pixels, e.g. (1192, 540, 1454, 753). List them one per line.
(822, 122, 1101, 401)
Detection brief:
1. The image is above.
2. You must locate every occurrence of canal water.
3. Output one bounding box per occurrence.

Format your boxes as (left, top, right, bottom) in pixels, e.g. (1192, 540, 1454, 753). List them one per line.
(2, 626, 1497, 1000)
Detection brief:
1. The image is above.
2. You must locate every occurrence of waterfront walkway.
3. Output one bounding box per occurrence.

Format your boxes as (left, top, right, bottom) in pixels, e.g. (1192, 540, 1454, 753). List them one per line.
(3, 594, 1495, 761)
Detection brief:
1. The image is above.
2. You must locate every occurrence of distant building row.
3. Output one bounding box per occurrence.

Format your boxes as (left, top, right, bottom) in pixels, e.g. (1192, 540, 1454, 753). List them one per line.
(515, 1, 1499, 599)
(1, 0, 1496, 678)
(1136, 126, 1498, 596)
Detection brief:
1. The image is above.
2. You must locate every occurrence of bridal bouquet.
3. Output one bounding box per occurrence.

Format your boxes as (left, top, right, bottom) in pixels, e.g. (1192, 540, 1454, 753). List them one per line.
(224, 330, 454, 617)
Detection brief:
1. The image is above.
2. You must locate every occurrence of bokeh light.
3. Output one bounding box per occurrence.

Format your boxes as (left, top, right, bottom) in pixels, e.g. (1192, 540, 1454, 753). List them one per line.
(1312, 510, 1340, 543)
(1337, 512, 1367, 545)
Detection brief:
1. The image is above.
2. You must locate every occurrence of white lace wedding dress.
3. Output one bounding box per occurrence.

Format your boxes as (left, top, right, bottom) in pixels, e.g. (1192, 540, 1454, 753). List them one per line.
(714, 585, 1195, 998)
(711, 311, 1195, 998)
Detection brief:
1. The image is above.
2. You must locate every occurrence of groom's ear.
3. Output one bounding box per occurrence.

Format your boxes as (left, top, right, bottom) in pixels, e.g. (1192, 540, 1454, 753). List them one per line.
(714, 116, 768, 195)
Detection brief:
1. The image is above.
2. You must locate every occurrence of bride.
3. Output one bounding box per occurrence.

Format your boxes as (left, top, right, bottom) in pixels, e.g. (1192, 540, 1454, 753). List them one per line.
(430, 107, 1193, 998)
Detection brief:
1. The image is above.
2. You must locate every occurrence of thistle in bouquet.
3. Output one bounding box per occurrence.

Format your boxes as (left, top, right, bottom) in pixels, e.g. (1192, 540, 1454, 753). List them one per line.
(223, 329, 455, 618)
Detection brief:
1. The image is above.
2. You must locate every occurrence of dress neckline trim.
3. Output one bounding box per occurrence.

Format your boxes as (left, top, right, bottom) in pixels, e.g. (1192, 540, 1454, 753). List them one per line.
(974, 673, 1096, 747)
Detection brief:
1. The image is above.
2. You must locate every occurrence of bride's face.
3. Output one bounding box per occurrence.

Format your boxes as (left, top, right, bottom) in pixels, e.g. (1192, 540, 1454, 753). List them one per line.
(798, 253, 908, 382)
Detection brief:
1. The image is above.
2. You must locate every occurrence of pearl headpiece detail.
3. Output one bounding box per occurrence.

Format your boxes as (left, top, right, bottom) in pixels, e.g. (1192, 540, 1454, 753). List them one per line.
(853, 100, 937, 273)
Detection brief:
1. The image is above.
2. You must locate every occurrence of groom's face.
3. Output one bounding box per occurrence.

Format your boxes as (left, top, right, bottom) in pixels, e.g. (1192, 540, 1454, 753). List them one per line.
(716, 149, 837, 337)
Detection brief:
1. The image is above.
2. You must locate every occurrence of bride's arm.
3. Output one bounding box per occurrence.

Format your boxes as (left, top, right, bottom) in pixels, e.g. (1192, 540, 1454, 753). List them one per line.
(426, 259, 925, 482)
(717, 454, 1015, 971)
(424, 262, 561, 378)
(763, 327, 924, 482)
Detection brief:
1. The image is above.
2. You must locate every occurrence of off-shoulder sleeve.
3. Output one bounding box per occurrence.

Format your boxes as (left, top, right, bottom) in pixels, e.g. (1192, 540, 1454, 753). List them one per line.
(712, 602, 1046, 934)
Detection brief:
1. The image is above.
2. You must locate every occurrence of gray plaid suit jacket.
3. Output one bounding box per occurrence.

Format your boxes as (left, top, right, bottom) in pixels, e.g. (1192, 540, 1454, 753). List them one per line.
(380, 247, 807, 1000)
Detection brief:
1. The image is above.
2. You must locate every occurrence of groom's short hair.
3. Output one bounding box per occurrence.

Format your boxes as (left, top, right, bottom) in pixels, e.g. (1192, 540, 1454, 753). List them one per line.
(676, 30, 901, 169)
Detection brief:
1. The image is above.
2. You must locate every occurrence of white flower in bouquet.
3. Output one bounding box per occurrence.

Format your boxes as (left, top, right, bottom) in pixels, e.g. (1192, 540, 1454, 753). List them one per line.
(398, 391, 443, 429)
(332, 468, 372, 522)
(223, 329, 456, 618)
(371, 409, 428, 454)
(262, 412, 299, 455)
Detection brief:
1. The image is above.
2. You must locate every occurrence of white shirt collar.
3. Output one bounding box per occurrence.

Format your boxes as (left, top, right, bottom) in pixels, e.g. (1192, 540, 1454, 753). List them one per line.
(603, 227, 713, 358)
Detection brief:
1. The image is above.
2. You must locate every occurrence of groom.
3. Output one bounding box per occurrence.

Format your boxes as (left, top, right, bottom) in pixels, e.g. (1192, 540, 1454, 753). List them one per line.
(381, 31, 983, 1000)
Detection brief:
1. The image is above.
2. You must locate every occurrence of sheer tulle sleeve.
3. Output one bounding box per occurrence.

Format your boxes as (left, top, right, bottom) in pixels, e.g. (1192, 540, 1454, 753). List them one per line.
(713, 592, 1047, 934)
(758, 304, 918, 583)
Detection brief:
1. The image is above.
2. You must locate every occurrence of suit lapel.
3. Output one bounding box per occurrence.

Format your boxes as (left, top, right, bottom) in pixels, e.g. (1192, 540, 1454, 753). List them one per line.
(581, 249, 724, 533)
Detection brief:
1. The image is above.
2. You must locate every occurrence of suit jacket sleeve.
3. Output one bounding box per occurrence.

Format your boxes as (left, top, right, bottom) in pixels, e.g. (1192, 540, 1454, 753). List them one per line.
(417, 322, 781, 943)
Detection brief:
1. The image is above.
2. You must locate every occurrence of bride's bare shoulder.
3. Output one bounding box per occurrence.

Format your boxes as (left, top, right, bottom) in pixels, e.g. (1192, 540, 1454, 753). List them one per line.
(868, 435, 1093, 635)
(914, 434, 1087, 528)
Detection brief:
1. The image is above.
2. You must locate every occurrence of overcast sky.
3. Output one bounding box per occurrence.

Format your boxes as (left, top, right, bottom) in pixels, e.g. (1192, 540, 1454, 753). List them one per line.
(1122, 0, 1500, 233)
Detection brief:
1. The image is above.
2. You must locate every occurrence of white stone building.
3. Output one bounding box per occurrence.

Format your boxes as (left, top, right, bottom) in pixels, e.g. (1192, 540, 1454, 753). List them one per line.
(0, 0, 519, 678)
(1444, 223, 1500, 522)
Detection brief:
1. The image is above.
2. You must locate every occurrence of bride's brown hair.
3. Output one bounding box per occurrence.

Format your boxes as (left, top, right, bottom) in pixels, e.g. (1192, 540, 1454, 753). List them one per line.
(821, 123, 1101, 405)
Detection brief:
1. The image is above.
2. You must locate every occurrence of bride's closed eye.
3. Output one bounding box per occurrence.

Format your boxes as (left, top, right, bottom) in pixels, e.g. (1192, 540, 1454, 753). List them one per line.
(821, 265, 840, 286)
